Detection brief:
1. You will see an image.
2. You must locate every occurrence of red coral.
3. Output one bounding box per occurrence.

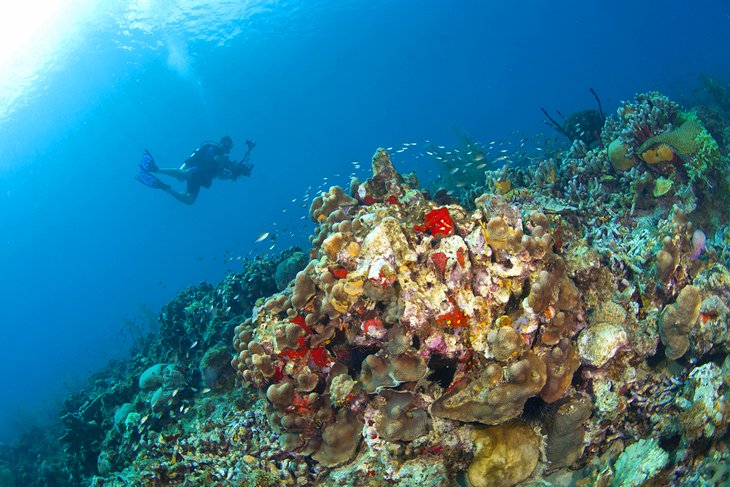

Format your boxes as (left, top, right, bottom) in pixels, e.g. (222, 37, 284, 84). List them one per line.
(290, 314, 312, 334)
(456, 247, 466, 266)
(362, 317, 383, 334)
(437, 298, 470, 327)
(329, 267, 349, 279)
(414, 207, 454, 237)
(310, 346, 332, 368)
(385, 195, 401, 206)
(431, 252, 448, 274)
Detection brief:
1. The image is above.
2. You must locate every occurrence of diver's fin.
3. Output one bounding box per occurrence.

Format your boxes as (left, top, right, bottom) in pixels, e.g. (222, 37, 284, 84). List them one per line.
(135, 171, 170, 190)
(139, 149, 159, 173)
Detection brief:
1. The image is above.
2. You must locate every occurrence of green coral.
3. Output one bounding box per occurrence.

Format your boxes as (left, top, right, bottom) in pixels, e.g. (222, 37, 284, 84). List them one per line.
(685, 117, 723, 187)
(245, 468, 280, 487)
(612, 438, 668, 487)
(637, 113, 724, 187)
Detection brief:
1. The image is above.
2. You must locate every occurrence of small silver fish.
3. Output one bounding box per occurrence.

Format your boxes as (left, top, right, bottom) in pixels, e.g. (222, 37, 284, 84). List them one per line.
(254, 232, 269, 243)
(449, 167, 460, 175)
(190, 340, 198, 349)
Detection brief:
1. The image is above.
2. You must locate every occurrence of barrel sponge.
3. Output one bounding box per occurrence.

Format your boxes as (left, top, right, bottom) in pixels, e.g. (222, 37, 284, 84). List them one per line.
(659, 285, 701, 360)
(467, 420, 539, 487)
(431, 353, 547, 425)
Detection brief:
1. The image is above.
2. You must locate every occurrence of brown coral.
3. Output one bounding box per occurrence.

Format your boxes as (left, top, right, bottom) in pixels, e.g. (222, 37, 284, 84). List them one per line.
(659, 285, 701, 360)
(431, 352, 547, 424)
(311, 409, 362, 467)
(467, 420, 539, 487)
(545, 392, 592, 468)
(374, 390, 430, 442)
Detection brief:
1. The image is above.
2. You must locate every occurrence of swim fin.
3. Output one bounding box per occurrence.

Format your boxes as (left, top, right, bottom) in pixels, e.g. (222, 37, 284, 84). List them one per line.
(135, 171, 170, 190)
(139, 149, 159, 173)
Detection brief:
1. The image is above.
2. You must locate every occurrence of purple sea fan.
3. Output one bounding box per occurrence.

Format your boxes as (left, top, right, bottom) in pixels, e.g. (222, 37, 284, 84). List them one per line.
(690, 229, 706, 260)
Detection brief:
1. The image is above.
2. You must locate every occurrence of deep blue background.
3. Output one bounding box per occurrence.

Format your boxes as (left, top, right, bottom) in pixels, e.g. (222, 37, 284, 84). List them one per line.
(0, 0, 727, 442)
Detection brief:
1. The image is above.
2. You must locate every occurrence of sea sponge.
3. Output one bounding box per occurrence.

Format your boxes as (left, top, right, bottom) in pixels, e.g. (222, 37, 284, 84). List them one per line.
(608, 138, 637, 172)
(638, 119, 703, 162)
(467, 420, 539, 487)
(658, 285, 701, 360)
(641, 143, 676, 164)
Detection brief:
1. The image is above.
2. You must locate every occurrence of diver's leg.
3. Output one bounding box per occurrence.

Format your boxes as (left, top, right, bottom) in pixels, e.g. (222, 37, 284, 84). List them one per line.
(157, 168, 191, 182)
(163, 181, 200, 205)
(163, 187, 198, 205)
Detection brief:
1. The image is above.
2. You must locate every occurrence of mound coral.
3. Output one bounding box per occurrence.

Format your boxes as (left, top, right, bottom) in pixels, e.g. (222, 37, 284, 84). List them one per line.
(232, 148, 587, 467)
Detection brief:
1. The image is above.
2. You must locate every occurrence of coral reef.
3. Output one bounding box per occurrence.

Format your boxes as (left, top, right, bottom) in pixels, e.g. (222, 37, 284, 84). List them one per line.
(2, 89, 728, 487)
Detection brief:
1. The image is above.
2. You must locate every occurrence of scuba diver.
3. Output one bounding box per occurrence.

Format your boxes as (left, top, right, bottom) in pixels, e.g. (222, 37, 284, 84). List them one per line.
(135, 135, 255, 205)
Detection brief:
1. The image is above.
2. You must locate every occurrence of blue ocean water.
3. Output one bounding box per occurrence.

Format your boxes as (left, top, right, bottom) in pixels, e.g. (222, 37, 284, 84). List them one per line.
(0, 0, 727, 444)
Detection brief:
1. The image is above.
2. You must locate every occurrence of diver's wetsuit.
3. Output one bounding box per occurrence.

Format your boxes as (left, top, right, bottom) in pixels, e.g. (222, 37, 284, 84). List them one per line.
(184, 143, 226, 193)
